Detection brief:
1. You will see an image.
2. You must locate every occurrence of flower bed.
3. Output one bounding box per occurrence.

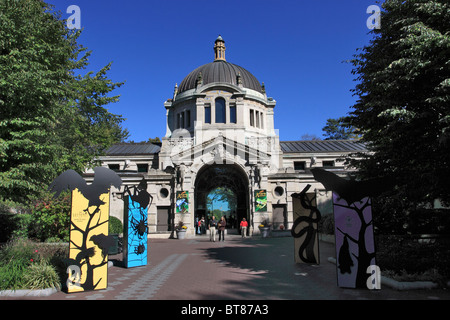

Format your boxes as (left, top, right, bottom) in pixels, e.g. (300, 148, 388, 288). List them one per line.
(0, 238, 68, 291)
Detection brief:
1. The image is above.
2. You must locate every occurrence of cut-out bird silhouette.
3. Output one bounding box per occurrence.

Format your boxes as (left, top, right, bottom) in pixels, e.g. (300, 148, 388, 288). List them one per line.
(48, 167, 122, 207)
(311, 168, 389, 205)
(90, 234, 116, 259)
(126, 178, 152, 210)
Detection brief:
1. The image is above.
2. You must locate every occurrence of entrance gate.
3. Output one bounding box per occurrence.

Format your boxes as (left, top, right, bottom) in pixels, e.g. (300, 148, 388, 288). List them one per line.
(194, 164, 249, 235)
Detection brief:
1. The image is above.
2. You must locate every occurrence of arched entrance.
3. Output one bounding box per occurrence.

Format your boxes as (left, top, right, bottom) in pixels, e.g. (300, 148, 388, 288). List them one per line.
(194, 164, 249, 235)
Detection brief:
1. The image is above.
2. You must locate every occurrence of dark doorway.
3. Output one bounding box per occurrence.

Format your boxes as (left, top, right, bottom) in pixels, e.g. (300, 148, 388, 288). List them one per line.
(194, 164, 249, 235)
(156, 206, 170, 231)
(272, 204, 287, 230)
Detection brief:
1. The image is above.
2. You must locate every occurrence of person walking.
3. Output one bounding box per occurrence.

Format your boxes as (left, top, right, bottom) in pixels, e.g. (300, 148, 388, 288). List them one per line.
(200, 216, 206, 234)
(208, 216, 217, 242)
(240, 218, 248, 238)
(218, 216, 226, 242)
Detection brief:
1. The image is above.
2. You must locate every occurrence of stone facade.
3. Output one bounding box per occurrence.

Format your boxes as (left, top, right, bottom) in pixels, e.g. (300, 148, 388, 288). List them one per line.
(88, 37, 366, 238)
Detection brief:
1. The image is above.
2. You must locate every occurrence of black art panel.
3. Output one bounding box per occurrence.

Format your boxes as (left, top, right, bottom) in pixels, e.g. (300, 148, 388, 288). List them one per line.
(291, 184, 321, 264)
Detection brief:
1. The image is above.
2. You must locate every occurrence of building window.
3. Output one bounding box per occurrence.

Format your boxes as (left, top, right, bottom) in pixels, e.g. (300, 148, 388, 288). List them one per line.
(323, 161, 335, 168)
(215, 98, 226, 123)
(137, 164, 148, 173)
(294, 161, 305, 171)
(205, 105, 211, 124)
(260, 113, 264, 129)
(108, 164, 120, 172)
(230, 105, 236, 123)
(256, 111, 260, 128)
(250, 109, 254, 127)
(186, 110, 191, 128)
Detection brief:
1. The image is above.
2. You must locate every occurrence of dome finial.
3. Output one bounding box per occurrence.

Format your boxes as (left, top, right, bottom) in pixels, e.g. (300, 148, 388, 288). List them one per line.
(214, 35, 226, 61)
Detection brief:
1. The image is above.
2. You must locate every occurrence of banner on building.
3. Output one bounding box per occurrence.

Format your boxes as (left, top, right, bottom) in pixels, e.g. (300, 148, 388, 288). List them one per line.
(176, 191, 189, 213)
(254, 189, 267, 212)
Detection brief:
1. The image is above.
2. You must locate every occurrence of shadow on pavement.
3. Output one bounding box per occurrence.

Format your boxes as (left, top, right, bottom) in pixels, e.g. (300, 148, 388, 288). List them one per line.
(198, 237, 344, 299)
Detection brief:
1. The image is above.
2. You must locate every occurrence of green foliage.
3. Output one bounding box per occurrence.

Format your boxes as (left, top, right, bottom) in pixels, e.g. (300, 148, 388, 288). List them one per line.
(0, 238, 68, 290)
(0, 0, 128, 205)
(322, 117, 360, 140)
(0, 259, 28, 290)
(31, 192, 71, 242)
(376, 235, 450, 282)
(207, 187, 237, 213)
(347, 0, 450, 206)
(23, 261, 60, 290)
(0, 238, 39, 290)
(11, 213, 34, 239)
(318, 213, 334, 235)
(109, 216, 123, 234)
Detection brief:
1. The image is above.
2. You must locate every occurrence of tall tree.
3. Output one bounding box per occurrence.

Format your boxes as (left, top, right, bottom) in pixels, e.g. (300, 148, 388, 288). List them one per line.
(348, 0, 450, 206)
(0, 0, 128, 204)
(322, 117, 360, 140)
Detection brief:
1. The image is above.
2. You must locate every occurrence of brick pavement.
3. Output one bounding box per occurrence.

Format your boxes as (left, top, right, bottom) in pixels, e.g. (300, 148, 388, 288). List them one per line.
(3, 234, 450, 301)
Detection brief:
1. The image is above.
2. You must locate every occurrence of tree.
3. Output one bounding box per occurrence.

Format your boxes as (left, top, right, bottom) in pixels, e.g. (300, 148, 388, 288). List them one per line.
(148, 137, 161, 144)
(0, 0, 128, 204)
(207, 187, 236, 217)
(322, 117, 360, 140)
(348, 0, 450, 207)
(300, 134, 321, 141)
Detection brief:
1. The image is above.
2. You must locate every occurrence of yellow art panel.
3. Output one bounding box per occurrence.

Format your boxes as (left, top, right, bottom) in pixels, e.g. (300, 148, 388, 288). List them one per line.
(67, 189, 110, 293)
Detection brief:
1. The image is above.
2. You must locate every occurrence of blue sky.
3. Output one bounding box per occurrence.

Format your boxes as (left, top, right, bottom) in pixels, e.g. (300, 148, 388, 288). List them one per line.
(50, 0, 379, 142)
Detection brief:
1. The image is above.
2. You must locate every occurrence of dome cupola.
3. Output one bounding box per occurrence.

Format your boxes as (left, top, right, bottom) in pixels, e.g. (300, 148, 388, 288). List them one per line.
(177, 36, 263, 94)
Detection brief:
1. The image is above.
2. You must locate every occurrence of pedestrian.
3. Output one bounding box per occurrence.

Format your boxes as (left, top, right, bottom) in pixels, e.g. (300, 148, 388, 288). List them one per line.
(195, 216, 199, 234)
(208, 216, 217, 242)
(197, 218, 202, 234)
(200, 216, 206, 234)
(240, 218, 248, 238)
(218, 216, 226, 241)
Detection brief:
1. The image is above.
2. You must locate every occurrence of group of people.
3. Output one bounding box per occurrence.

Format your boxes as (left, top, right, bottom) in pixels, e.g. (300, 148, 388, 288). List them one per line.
(196, 215, 249, 241)
(206, 215, 226, 242)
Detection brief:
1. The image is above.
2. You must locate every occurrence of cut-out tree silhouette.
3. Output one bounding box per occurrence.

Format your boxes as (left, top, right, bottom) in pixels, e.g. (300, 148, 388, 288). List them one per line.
(311, 168, 384, 288)
(49, 167, 122, 292)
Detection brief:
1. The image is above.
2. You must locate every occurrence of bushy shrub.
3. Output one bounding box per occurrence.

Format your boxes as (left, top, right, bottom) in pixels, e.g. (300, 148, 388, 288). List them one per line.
(0, 201, 33, 242)
(318, 213, 334, 234)
(23, 262, 61, 290)
(0, 212, 18, 243)
(109, 216, 123, 234)
(32, 192, 71, 242)
(12, 213, 34, 239)
(0, 238, 40, 290)
(376, 235, 450, 283)
(0, 239, 68, 290)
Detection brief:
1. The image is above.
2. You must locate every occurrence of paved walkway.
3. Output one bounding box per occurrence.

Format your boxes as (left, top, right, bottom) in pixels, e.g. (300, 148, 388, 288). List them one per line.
(3, 235, 450, 301)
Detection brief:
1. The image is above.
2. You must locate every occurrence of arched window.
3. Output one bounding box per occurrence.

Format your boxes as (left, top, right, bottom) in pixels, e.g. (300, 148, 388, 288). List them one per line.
(215, 98, 226, 123)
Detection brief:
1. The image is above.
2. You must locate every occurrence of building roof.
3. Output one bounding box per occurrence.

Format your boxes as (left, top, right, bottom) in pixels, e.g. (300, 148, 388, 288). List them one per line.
(177, 60, 263, 94)
(280, 140, 367, 153)
(104, 140, 365, 157)
(105, 143, 161, 156)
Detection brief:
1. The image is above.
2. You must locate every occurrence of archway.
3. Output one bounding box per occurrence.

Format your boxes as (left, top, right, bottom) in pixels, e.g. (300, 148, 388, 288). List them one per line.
(207, 187, 237, 228)
(194, 164, 249, 235)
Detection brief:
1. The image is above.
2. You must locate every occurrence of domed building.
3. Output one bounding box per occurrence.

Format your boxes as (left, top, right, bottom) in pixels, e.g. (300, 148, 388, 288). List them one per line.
(94, 36, 366, 238)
